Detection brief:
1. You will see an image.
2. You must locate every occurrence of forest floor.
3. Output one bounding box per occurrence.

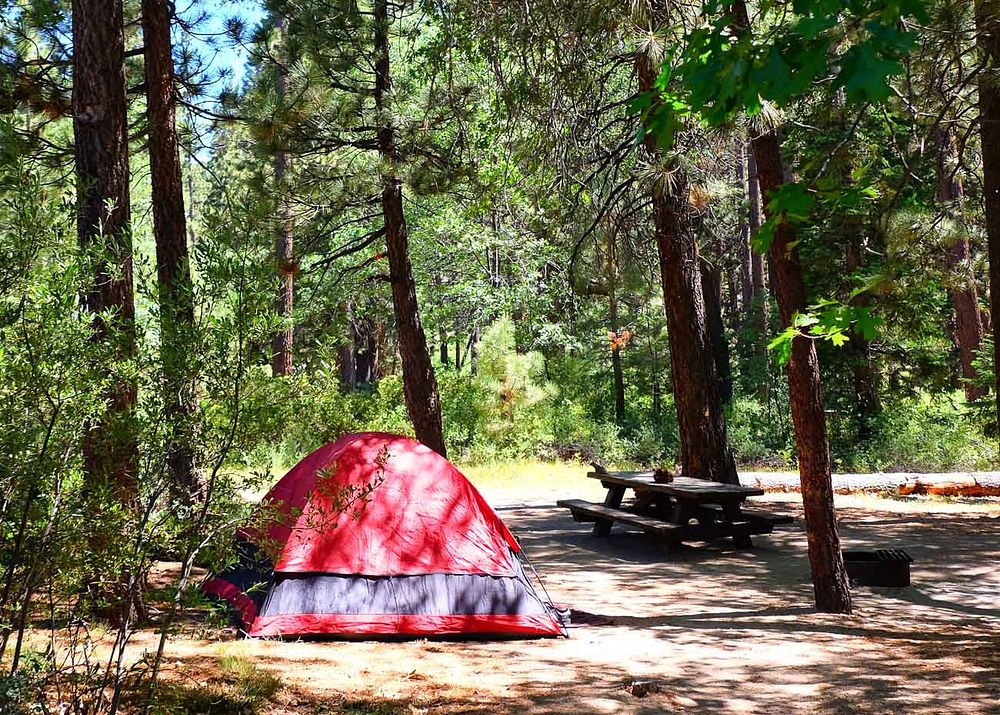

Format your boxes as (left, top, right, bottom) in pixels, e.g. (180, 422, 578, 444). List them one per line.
(66, 466, 1000, 713)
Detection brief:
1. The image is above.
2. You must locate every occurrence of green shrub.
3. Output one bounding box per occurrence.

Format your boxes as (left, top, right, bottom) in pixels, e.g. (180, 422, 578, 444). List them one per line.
(725, 396, 795, 468)
(255, 317, 995, 474)
(0, 652, 49, 715)
(840, 392, 997, 472)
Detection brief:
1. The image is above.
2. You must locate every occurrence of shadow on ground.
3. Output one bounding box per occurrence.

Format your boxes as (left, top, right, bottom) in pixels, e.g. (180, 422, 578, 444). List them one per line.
(158, 498, 1000, 714)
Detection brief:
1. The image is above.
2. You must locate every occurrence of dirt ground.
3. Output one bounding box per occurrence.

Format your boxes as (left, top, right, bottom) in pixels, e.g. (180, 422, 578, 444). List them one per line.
(131, 477, 1000, 714)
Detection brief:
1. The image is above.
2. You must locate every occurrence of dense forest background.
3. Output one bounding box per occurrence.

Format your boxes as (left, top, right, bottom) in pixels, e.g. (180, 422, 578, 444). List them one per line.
(3, 0, 1000, 709)
(6, 0, 996, 474)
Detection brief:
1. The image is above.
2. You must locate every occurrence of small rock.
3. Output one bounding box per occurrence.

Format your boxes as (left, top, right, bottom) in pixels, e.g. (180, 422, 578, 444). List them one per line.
(626, 679, 661, 697)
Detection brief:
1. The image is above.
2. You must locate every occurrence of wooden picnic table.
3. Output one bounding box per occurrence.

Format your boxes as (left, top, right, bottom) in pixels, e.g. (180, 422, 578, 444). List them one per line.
(557, 470, 792, 549)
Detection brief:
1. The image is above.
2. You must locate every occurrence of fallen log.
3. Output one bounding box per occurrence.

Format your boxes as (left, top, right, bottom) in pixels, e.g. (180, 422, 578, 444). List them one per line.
(743, 471, 1000, 497)
(900, 475, 1000, 497)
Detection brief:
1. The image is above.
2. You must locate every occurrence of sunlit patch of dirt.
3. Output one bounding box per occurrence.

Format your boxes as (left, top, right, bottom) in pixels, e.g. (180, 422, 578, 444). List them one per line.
(24, 482, 1000, 714)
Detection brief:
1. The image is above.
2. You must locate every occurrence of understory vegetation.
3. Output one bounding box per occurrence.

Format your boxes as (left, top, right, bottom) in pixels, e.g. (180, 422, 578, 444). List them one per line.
(3, 0, 1000, 710)
(267, 319, 996, 472)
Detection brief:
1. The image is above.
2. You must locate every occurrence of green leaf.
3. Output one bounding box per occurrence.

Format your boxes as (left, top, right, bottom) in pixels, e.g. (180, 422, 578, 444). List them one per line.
(767, 328, 796, 365)
(752, 220, 777, 254)
(838, 43, 903, 103)
(766, 182, 815, 223)
(793, 312, 819, 328)
(828, 332, 850, 347)
(626, 92, 653, 115)
(854, 308, 883, 341)
(794, 14, 838, 40)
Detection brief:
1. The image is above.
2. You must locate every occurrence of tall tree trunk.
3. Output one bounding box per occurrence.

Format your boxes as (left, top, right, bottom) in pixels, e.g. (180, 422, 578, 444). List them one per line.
(845, 238, 880, 438)
(701, 253, 733, 404)
(638, 52, 737, 484)
(725, 260, 741, 330)
(354, 315, 379, 385)
(731, 0, 850, 614)
(746, 142, 768, 351)
(340, 341, 357, 392)
(935, 126, 987, 401)
(374, 0, 446, 456)
(737, 147, 753, 314)
(752, 130, 852, 614)
(271, 15, 294, 377)
(73, 0, 137, 504)
(439, 326, 449, 366)
(141, 0, 200, 493)
(455, 335, 462, 370)
(976, 0, 1000, 431)
(611, 342, 626, 424)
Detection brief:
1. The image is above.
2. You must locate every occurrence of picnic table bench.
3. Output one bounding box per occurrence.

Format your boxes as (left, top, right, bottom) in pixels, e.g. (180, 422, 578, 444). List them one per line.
(557, 470, 793, 549)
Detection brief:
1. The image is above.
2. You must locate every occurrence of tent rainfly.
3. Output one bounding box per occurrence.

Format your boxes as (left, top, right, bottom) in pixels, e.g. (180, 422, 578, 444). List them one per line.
(203, 432, 563, 638)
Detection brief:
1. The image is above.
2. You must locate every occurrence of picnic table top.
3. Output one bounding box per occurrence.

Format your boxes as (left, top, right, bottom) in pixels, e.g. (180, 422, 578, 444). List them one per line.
(586, 471, 765, 500)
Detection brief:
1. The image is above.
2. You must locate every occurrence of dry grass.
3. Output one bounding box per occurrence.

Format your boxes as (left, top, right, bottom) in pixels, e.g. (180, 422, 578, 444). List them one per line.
(141, 656, 283, 714)
(20, 464, 1000, 714)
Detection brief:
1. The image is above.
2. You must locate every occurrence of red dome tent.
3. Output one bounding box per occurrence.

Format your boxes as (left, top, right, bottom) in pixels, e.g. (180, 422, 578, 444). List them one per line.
(203, 433, 563, 638)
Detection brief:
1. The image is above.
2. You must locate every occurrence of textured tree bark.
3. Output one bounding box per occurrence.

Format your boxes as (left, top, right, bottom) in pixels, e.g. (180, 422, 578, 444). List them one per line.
(701, 256, 733, 404)
(374, 0, 446, 456)
(354, 315, 379, 385)
(271, 15, 294, 377)
(751, 128, 853, 614)
(637, 52, 737, 483)
(844, 237, 880, 439)
(736, 148, 753, 314)
(141, 0, 200, 493)
(729, 0, 850, 615)
(73, 0, 138, 504)
(607, 241, 627, 425)
(746, 143, 768, 351)
(976, 0, 1000, 431)
(934, 126, 986, 401)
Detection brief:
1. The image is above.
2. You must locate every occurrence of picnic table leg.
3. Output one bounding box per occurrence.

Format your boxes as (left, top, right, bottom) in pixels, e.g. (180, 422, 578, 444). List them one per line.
(593, 484, 626, 536)
(722, 501, 753, 549)
(670, 497, 696, 526)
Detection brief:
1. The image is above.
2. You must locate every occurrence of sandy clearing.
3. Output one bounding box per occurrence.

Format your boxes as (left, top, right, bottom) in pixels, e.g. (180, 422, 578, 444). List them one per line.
(121, 480, 1000, 714)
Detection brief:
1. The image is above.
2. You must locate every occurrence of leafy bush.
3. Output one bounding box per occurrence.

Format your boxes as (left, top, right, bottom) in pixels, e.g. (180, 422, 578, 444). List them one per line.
(839, 392, 997, 472)
(255, 317, 995, 474)
(0, 652, 49, 715)
(267, 317, 650, 466)
(725, 396, 796, 468)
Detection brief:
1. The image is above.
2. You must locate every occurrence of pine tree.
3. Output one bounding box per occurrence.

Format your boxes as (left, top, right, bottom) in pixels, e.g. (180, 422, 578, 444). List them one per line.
(72, 0, 138, 502)
(637, 11, 738, 484)
(141, 0, 200, 492)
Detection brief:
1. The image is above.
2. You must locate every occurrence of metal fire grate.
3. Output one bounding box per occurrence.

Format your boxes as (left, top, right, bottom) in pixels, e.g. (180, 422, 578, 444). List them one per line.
(842, 549, 913, 587)
(873, 548, 913, 563)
